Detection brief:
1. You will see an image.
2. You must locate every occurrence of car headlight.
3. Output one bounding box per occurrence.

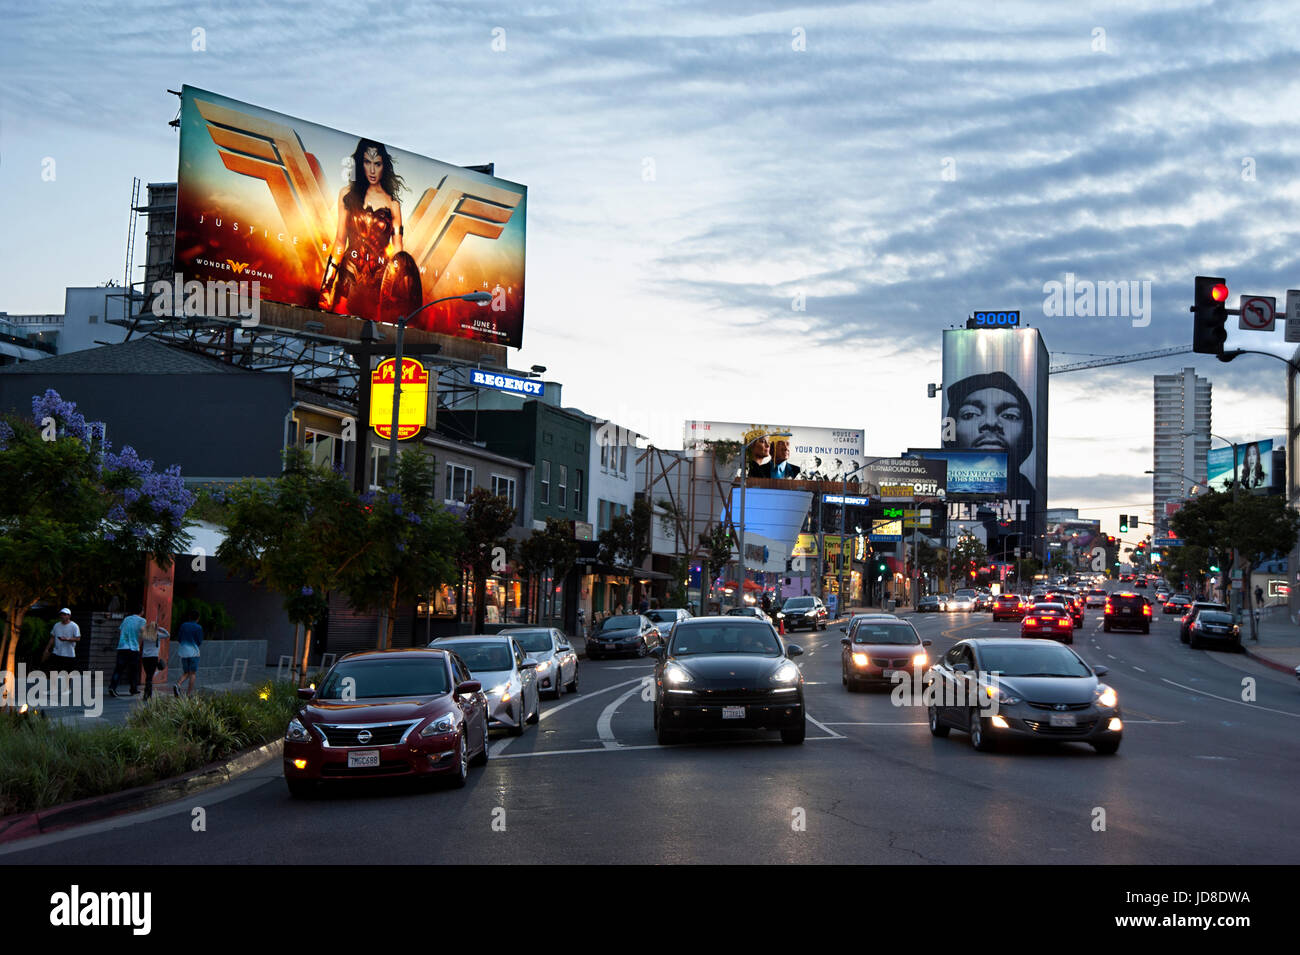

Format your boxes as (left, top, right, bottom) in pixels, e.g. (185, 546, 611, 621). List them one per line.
(285, 717, 313, 743)
(1095, 684, 1118, 708)
(984, 684, 1021, 705)
(771, 662, 799, 684)
(912, 652, 928, 666)
(776, 611, 785, 619)
(664, 664, 693, 686)
(852, 652, 870, 667)
(488, 683, 509, 697)
(419, 713, 457, 737)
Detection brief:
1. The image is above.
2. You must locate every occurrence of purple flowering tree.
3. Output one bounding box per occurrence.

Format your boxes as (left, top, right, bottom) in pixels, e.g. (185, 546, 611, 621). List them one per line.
(0, 391, 194, 698)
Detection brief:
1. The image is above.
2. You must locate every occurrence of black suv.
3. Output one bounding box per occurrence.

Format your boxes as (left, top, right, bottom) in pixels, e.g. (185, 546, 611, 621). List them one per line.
(1103, 592, 1150, 633)
(779, 596, 828, 632)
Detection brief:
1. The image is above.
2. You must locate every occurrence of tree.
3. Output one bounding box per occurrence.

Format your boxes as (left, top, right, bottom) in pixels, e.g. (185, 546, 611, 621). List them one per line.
(518, 518, 579, 623)
(950, 534, 987, 588)
(697, 523, 733, 610)
(597, 498, 655, 606)
(0, 391, 194, 701)
(457, 486, 517, 634)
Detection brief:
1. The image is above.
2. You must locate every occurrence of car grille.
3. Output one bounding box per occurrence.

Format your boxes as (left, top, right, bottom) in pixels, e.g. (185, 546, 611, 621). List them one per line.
(320, 760, 412, 777)
(316, 722, 417, 747)
(1024, 719, 1096, 734)
(870, 657, 912, 668)
(1025, 701, 1091, 711)
(693, 688, 784, 705)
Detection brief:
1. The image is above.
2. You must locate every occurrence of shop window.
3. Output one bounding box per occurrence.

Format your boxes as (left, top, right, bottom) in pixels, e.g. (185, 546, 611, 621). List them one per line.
(304, 428, 344, 470)
(446, 463, 473, 504)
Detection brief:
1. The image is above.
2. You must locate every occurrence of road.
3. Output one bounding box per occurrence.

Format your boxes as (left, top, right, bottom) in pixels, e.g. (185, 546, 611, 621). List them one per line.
(4, 595, 1297, 865)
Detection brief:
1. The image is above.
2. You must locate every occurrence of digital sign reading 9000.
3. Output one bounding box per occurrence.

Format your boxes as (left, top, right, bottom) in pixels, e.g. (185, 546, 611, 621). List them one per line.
(968, 310, 1020, 327)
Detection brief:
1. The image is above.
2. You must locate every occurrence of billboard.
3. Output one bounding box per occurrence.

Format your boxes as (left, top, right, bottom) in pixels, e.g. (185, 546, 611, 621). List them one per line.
(684, 421, 865, 482)
(174, 86, 527, 346)
(857, 458, 947, 499)
(905, 448, 1008, 497)
(941, 328, 1049, 541)
(1207, 439, 1276, 493)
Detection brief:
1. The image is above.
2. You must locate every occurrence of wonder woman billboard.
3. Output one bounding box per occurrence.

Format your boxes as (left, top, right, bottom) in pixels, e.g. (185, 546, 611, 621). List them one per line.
(174, 86, 527, 346)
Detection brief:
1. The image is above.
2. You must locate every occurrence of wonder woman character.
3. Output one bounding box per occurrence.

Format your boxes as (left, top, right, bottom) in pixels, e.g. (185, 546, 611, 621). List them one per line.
(318, 139, 422, 323)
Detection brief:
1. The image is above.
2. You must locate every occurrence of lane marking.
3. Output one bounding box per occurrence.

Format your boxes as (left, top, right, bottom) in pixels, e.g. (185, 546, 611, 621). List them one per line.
(821, 721, 926, 726)
(1132, 666, 1146, 673)
(596, 685, 643, 749)
(806, 712, 846, 739)
(494, 734, 842, 760)
(491, 676, 648, 756)
(1160, 677, 1300, 719)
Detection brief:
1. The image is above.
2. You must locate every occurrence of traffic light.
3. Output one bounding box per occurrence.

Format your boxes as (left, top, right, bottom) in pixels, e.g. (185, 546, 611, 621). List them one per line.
(1119, 515, 1129, 533)
(1192, 275, 1229, 355)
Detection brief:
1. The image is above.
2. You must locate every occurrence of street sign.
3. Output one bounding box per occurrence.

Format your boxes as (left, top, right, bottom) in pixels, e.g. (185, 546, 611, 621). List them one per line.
(1287, 290, 1300, 343)
(1238, 295, 1276, 331)
(1153, 538, 1183, 547)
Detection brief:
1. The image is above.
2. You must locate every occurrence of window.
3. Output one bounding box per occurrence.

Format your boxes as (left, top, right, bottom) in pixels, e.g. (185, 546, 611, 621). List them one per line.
(445, 463, 473, 504)
(558, 465, 568, 510)
(491, 474, 517, 508)
(541, 460, 551, 505)
(573, 469, 583, 511)
(304, 428, 344, 470)
(620, 446, 628, 474)
(600, 443, 609, 470)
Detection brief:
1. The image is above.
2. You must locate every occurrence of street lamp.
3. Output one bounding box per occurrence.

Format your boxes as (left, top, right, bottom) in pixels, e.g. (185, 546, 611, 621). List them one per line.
(387, 292, 493, 479)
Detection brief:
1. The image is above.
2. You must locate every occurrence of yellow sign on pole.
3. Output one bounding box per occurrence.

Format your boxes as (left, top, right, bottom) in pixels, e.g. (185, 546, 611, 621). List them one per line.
(370, 357, 430, 440)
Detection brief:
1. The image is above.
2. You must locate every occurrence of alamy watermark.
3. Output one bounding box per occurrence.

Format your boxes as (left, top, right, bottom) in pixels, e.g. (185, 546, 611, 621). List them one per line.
(150, 271, 261, 327)
(1, 666, 103, 718)
(1042, 272, 1151, 328)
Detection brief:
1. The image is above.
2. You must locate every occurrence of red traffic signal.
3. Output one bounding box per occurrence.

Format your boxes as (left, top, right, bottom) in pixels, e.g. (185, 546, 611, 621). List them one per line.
(1211, 283, 1229, 303)
(1192, 276, 1229, 355)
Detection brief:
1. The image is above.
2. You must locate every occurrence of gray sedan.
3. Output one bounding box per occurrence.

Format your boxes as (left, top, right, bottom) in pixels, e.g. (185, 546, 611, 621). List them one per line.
(430, 635, 540, 736)
(499, 626, 579, 698)
(926, 638, 1122, 754)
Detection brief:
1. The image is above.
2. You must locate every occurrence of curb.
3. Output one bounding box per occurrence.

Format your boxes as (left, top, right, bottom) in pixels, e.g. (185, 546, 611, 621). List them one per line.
(0, 738, 283, 846)
(1241, 646, 1299, 676)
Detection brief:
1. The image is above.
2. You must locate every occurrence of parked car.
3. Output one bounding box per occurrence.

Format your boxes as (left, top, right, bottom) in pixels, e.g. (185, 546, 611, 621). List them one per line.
(652, 617, 806, 744)
(283, 648, 490, 796)
(1179, 601, 1229, 643)
(588, 614, 662, 659)
(918, 594, 946, 613)
(431, 635, 540, 735)
(1020, 603, 1075, 643)
(498, 627, 579, 698)
(992, 594, 1025, 621)
(1104, 592, 1151, 634)
(841, 617, 931, 691)
(1188, 610, 1242, 651)
(778, 595, 828, 631)
(926, 638, 1122, 754)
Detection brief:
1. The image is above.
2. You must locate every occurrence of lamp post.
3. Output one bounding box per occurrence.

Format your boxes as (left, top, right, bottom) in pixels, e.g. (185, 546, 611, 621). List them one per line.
(386, 292, 493, 480)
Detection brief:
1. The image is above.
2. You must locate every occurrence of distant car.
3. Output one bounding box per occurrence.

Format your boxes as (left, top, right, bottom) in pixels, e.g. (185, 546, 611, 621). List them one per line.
(1104, 592, 1151, 634)
(499, 626, 578, 698)
(1163, 594, 1192, 615)
(588, 614, 661, 659)
(926, 639, 1122, 754)
(1046, 591, 1084, 629)
(1188, 610, 1242, 651)
(947, 592, 976, 613)
(973, 593, 994, 612)
(992, 594, 1025, 621)
(1179, 602, 1229, 644)
(918, 595, 945, 613)
(646, 607, 692, 635)
(841, 617, 931, 691)
(652, 617, 805, 744)
(1020, 603, 1075, 643)
(432, 635, 540, 735)
(1085, 589, 1106, 608)
(283, 648, 490, 796)
(727, 607, 769, 620)
(779, 595, 828, 631)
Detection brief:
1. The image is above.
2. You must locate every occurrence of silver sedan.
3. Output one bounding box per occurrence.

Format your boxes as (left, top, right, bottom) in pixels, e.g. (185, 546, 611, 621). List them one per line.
(499, 627, 578, 698)
(430, 635, 540, 736)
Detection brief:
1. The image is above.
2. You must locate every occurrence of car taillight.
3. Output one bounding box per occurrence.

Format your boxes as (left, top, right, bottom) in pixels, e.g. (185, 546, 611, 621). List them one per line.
(1025, 617, 1039, 626)
(1143, 605, 1151, 616)
(1104, 601, 1112, 613)
(1057, 618, 1070, 628)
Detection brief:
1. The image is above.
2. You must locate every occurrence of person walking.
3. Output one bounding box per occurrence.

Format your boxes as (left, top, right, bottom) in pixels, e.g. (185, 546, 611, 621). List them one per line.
(173, 610, 203, 697)
(45, 608, 81, 704)
(1255, 584, 1265, 608)
(140, 619, 167, 701)
(108, 606, 146, 697)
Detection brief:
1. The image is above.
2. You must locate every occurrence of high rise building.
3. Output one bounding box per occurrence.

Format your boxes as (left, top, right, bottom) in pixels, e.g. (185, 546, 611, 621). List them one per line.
(1153, 368, 1211, 535)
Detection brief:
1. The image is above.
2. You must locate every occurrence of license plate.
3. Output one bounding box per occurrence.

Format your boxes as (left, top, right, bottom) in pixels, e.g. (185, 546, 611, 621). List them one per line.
(881, 670, 903, 680)
(1049, 713, 1076, 727)
(605, 643, 618, 649)
(721, 706, 746, 719)
(1121, 608, 1132, 614)
(347, 750, 380, 768)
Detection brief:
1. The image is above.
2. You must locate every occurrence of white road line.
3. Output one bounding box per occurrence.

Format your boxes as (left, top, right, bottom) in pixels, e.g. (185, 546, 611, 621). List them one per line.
(596, 685, 643, 748)
(1132, 666, 1146, 672)
(821, 721, 927, 726)
(806, 712, 846, 739)
(491, 676, 648, 756)
(1106, 654, 1116, 660)
(1160, 677, 1300, 719)
(1122, 719, 1183, 724)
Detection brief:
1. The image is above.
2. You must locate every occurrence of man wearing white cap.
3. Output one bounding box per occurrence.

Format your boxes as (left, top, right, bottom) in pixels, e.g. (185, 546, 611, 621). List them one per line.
(48, 609, 81, 673)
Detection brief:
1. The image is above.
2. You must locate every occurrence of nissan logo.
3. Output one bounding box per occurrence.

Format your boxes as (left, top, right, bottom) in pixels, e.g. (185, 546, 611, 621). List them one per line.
(357, 729, 372, 743)
(1053, 704, 1068, 711)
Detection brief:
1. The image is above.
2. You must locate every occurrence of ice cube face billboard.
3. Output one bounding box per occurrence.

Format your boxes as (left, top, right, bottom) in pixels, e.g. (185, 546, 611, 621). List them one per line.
(174, 86, 527, 346)
(941, 328, 1048, 540)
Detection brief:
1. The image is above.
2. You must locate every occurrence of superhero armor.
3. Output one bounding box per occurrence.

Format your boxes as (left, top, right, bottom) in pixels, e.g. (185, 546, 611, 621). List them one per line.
(319, 196, 422, 321)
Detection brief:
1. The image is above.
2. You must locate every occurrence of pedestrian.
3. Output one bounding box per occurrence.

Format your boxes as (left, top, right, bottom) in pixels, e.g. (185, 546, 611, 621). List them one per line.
(108, 606, 146, 697)
(1255, 585, 1264, 607)
(174, 610, 203, 697)
(638, 593, 650, 615)
(140, 619, 169, 701)
(45, 608, 81, 704)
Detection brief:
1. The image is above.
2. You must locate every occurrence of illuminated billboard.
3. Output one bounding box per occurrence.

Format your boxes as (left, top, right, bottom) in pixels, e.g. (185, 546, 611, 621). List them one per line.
(1208, 438, 1276, 493)
(684, 421, 865, 482)
(941, 328, 1048, 540)
(905, 448, 1008, 498)
(174, 86, 527, 346)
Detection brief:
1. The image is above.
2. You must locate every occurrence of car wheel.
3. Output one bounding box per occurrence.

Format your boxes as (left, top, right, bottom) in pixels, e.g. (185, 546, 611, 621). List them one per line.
(527, 688, 540, 724)
(637, 640, 647, 658)
(1092, 738, 1121, 755)
(449, 732, 469, 788)
(1103, 622, 1111, 632)
(841, 667, 847, 687)
(507, 701, 525, 736)
(588, 650, 601, 661)
(781, 719, 806, 744)
(285, 778, 316, 799)
(928, 705, 949, 737)
(1179, 629, 1189, 644)
(969, 709, 996, 752)
(569, 668, 579, 693)
(470, 724, 490, 766)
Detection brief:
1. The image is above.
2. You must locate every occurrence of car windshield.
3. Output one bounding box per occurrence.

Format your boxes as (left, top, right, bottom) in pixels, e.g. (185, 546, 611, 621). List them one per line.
(671, 623, 781, 656)
(600, 615, 643, 631)
(1032, 603, 1065, 614)
(1195, 604, 1228, 612)
(954, 590, 976, 597)
(997, 595, 1018, 602)
(853, 624, 920, 645)
(783, 598, 814, 610)
(726, 608, 760, 616)
(977, 645, 1092, 678)
(646, 611, 679, 623)
(318, 658, 449, 699)
(505, 629, 553, 652)
(447, 642, 514, 672)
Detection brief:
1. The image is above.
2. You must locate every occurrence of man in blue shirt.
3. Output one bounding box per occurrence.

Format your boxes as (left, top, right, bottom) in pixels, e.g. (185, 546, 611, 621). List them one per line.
(172, 610, 204, 697)
(109, 606, 146, 697)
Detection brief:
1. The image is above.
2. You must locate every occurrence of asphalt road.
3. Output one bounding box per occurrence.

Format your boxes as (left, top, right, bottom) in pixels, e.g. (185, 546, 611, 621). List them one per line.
(5, 594, 1298, 865)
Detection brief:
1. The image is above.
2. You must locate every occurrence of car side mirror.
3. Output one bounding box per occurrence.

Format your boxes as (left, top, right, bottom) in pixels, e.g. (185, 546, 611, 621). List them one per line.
(786, 644, 804, 657)
(457, 680, 482, 694)
(838, 626, 847, 632)
(520, 660, 538, 669)
(650, 646, 666, 660)
(952, 663, 971, 673)
(296, 687, 315, 700)
(1093, 665, 1109, 677)
(840, 637, 850, 646)
(922, 639, 932, 647)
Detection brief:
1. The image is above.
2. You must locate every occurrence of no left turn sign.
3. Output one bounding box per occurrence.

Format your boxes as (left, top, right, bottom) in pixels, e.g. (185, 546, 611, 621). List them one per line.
(1239, 295, 1276, 331)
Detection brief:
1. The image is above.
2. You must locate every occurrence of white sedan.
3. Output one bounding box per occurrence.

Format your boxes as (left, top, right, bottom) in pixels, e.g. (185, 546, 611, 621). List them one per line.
(499, 627, 579, 698)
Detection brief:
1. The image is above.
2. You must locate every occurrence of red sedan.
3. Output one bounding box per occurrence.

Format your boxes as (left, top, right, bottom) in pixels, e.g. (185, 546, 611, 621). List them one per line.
(1020, 604, 1075, 644)
(283, 648, 489, 797)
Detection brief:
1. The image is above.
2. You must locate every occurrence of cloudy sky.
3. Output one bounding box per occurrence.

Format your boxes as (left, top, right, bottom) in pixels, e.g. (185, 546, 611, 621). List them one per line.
(3, 0, 1300, 540)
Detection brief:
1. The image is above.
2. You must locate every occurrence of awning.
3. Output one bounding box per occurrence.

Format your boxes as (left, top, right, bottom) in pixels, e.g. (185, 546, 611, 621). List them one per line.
(0, 341, 49, 361)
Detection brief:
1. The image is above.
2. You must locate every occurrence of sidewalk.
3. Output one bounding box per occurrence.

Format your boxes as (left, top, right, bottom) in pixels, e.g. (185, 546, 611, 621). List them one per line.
(42, 666, 276, 729)
(1241, 606, 1300, 675)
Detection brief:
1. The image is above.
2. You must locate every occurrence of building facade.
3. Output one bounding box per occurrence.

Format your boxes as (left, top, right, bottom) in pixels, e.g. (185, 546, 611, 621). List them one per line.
(1153, 367, 1211, 537)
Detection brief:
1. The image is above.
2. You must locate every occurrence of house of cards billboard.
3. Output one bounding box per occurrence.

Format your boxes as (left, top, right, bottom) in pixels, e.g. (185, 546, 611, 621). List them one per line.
(684, 421, 865, 482)
(941, 328, 1049, 543)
